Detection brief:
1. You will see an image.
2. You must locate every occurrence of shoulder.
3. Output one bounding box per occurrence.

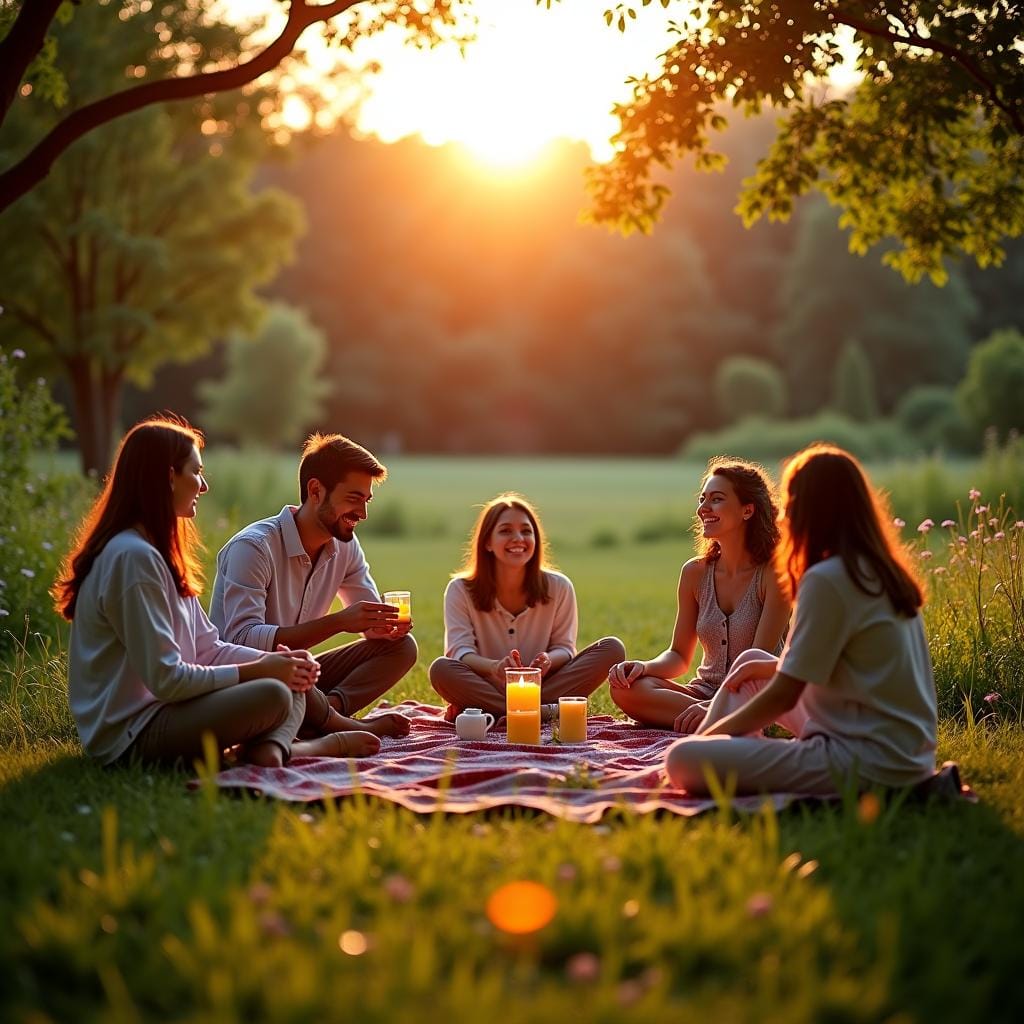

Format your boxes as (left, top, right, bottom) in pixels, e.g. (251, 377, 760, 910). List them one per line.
(798, 558, 849, 603)
(102, 530, 168, 583)
(221, 514, 280, 552)
(543, 570, 575, 595)
(680, 557, 706, 593)
(444, 577, 472, 602)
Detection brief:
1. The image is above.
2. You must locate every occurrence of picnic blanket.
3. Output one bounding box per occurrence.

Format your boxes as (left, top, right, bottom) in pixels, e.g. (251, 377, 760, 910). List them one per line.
(195, 701, 815, 822)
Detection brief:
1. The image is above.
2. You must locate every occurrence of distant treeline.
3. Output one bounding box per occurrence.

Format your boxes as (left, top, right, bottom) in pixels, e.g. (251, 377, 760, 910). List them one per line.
(123, 114, 1024, 454)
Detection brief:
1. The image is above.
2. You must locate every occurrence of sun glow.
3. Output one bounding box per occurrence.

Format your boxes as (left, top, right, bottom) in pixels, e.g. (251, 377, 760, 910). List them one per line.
(222, 2, 864, 173)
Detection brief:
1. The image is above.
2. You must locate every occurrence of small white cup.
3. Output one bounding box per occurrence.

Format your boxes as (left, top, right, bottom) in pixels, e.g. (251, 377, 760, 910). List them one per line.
(455, 708, 495, 741)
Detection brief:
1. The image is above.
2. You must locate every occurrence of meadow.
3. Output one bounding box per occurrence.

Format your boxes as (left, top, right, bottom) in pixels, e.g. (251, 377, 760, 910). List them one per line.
(2, 453, 1024, 1023)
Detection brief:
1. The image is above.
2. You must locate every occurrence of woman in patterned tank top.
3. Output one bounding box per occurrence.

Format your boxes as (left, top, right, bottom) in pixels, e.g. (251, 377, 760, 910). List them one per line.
(608, 457, 791, 731)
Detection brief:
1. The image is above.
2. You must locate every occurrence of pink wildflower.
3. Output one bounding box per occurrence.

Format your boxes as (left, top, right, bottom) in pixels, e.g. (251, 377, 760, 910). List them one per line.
(983, 692, 1000, 705)
(976, 506, 988, 515)
(917, 519, 934, 533)
(893, 517, 906, 529)
(383, 874, 416, 904)
(932, 566, 947, 575)
(994, 531, 1005, 541)
(969, 488, 981, 500)
(919, 550, 933, 560)
(566, 952, 601, 984)
(941, 519, 956, 528)
(746, 892, 774, 918)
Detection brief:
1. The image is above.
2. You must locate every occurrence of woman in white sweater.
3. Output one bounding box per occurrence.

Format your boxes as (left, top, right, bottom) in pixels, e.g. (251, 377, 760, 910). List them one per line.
(53, 416, 379, 767)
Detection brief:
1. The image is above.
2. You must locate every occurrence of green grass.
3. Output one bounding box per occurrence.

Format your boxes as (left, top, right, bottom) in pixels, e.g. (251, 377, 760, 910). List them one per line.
(4, 455, 1024, 1022)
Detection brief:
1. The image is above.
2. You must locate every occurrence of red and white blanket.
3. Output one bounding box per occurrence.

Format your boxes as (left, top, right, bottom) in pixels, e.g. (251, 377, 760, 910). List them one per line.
(195, 701, 807, 822)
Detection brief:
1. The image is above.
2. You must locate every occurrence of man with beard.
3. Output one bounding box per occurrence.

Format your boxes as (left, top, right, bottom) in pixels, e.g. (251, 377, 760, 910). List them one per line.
(210, 434, 415, 738)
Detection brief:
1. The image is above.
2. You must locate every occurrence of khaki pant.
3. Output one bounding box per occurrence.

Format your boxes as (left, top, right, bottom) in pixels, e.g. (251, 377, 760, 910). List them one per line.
(125, 679, 305, 767)
(665, 672, 851, 796)
(316, 634, 418, 715)
(429, 637, 626, 717)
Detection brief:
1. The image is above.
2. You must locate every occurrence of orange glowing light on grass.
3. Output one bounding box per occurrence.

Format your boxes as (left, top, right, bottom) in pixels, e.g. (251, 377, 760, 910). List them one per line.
(486, 880, 558, 935)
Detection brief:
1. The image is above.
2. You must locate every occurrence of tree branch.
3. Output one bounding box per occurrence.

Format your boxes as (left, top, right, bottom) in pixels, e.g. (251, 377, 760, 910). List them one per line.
(0, 0, 66, 130)
(0, 0, 362, 214)
(838, 12, 1024, 135)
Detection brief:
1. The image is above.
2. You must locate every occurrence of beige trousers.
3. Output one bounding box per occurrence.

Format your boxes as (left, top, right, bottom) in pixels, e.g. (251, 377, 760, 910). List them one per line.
(429, 637, 626, 717)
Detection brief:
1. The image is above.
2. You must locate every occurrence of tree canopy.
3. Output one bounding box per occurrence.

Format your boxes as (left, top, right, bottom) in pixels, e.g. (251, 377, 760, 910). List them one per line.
(585, 0, 1024, 283)
(0, 1, 303, 473)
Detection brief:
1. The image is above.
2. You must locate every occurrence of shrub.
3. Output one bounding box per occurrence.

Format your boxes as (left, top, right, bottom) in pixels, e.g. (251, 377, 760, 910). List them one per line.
(832, 340, 879, 422)
(957, 328, 1024, 441)
(0, 349, 92, 651)
(681, 412, 913, 464)
(713, 357, 786, 423)
(896, 386, 974, 453)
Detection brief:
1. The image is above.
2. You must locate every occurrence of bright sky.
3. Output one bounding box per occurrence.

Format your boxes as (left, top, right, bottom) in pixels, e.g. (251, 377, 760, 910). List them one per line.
(218, 1, 859, 172)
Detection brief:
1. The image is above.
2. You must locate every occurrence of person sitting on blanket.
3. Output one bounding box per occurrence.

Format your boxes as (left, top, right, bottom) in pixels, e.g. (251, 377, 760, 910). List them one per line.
(608, 457, 791, 731)
(665, 444, 939, 796)
(54, 415, 380, 769)
(210, 432, 414, 741)
(429, 493, 625, 722)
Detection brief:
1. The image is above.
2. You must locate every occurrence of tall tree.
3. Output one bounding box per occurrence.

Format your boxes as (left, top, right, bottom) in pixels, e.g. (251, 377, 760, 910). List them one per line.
(832, 340, 879, 422)
(773, 200, 976, 414)
(0, 2, 302, 472)
(200, 302, 329, 448)
(585, 1, 1024, 283)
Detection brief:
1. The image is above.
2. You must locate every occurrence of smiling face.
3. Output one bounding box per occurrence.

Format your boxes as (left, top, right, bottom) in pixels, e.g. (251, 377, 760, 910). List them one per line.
(170, 444, 207, 519)
(486, 507, 537, 569)
(696, 473, 754, 541)
(313, 471, 375, 543)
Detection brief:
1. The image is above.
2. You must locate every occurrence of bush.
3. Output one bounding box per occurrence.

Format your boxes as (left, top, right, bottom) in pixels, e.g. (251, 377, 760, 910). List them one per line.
(896, 386, 974, 453)
(957, 328, 1024, 441)
(681, 412, 914, 464)
(0, 350, 92, 652)
(832, 340, 879, 422)
(713, 357, 786, 423)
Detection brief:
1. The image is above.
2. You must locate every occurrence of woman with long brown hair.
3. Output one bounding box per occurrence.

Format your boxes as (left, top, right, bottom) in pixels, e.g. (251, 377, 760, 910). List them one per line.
(608, 457, 790, 731)
(665, 444, 938, 795)
(428, 494, 624, 720)
(54, 415, 379, 767)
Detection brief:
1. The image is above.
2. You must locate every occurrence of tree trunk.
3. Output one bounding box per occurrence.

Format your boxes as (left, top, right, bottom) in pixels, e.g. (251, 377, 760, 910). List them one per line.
(64, 355, 116, 477)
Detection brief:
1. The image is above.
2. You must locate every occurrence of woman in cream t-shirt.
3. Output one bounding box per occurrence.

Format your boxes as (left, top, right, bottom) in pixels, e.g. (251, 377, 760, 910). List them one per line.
(666, 444, 938, 795)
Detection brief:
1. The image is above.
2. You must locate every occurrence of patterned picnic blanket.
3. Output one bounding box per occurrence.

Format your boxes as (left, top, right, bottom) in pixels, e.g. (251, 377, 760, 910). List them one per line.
(196, 701, 804, 822)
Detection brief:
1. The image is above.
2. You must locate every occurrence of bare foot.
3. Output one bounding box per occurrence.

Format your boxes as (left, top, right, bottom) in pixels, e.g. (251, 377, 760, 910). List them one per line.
(363, 712, 412, 738)
(294, 732, 381, 759)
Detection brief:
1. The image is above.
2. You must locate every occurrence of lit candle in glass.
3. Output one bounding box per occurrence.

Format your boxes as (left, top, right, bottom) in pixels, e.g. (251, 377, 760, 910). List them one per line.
(505, 667, 541, 715)
(383, 590, 411, 624)
(506, 709, 541, 745)
(558, 696, 588, 743)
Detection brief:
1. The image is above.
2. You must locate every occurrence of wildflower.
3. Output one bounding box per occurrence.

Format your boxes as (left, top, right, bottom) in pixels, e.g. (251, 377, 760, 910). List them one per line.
(602, 854, 622, 873)
(989, 517, 999, 527)
(941, 519, 956, 528)
(919, 550, 933, 560)
(383, 874, 416, 904)
(12, 348, 24, 359)
(984, 692, 1000, 705)
(893, 517, 906, 529)
(617, 980, 645, 1007)
(746, 892, 774, 917)
(858, 792, 881, 825)
(556, 862, 578, 883)
(0, 609, 8, 617)
(975, 505, 988, 515)
(338, 930, 369, 954)
(41, 541, 53, 551)
(566, 952, 601, 984)
(917, 519, 934, 533)
(248, 882, 273, 906)
(19, 568, 34, 578)
(969, 488, 981, 500)
(933, 566, 947, 575)
(486, 881, 558, 934)
(994, 532, 1005, 541)
(970, 530, 980, 539)
(1016, 521, 1024, 530)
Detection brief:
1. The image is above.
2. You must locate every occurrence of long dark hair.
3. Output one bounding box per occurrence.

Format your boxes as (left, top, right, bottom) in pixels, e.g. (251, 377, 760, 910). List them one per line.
(455, 494, 552, 612)
(53, 415, 206, 620)
(777, 444, 923, 616)
(695, 456, 781, 566)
